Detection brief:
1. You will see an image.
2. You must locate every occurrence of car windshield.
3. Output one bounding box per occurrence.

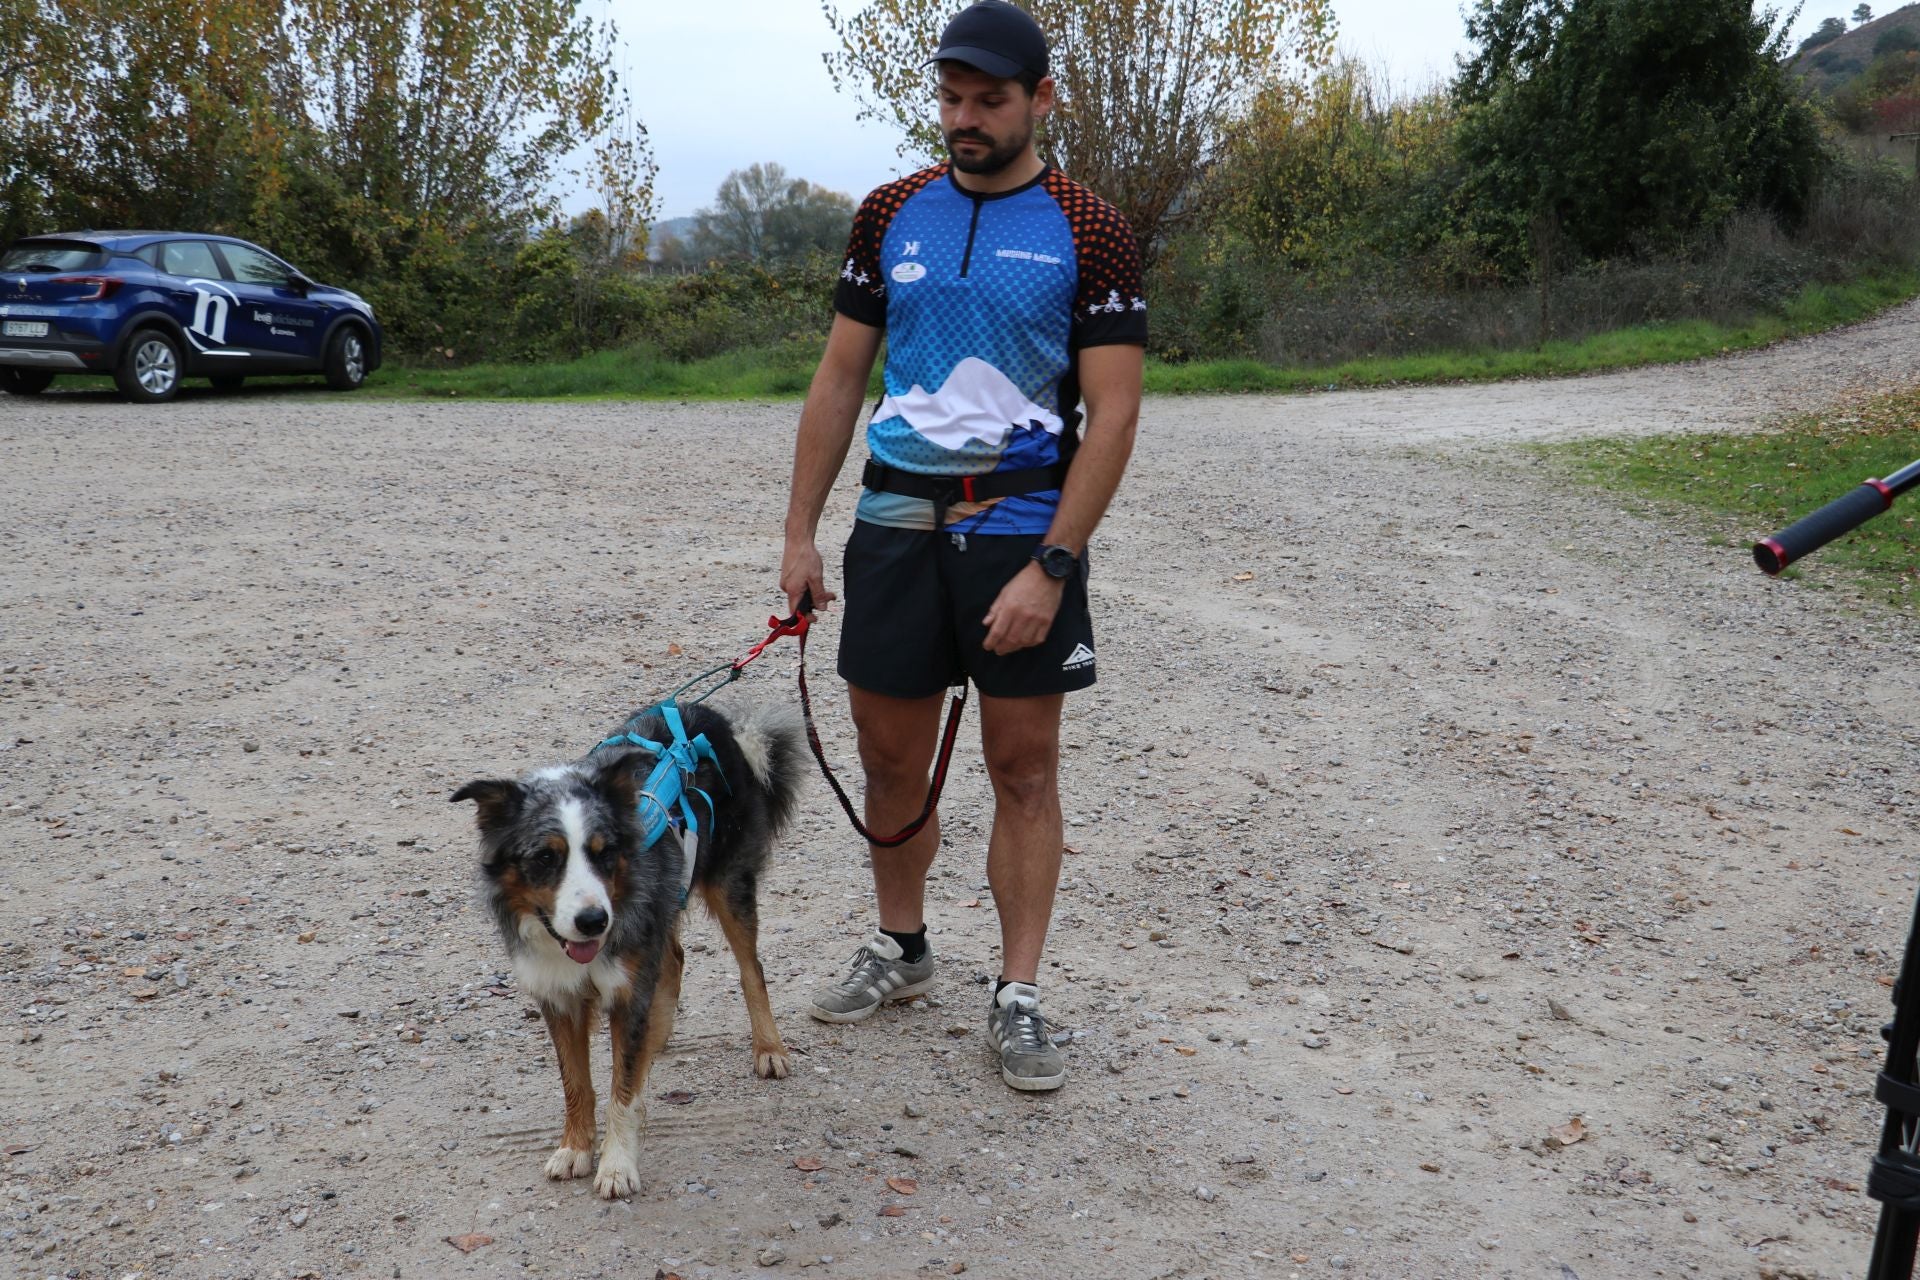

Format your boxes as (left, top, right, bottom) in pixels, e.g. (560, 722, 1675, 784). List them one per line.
(0, 242, 106, 273)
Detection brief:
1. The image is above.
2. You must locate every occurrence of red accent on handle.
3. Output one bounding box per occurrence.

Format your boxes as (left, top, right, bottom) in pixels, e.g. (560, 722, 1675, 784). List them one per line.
(1756, 537, 1791, 575)
(730, 610, 810, 672)
(1869, 478, 1896, 509)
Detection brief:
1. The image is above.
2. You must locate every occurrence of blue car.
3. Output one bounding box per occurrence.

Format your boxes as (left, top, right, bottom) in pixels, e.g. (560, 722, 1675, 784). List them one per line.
(0, 231, 382, 402)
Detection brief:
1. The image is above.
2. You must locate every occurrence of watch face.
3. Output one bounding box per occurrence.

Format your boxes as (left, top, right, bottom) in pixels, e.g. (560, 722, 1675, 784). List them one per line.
(1038, 545, 1076, 578)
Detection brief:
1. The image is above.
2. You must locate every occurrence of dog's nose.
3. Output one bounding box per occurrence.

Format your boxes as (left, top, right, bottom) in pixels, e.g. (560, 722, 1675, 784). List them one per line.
(574, 906, 609, 938)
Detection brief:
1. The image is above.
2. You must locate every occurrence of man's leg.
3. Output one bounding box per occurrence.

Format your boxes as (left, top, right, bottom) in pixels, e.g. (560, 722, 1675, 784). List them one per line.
(809, 684, 946, 1023)
(848, 685, 946, 931)
(978, 690, 1069, 1091)
(978, 692, 1065, 981)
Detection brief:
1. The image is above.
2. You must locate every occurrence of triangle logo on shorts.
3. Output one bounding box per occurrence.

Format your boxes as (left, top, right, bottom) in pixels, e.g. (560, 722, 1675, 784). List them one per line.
(1062, 643, 1095, 671)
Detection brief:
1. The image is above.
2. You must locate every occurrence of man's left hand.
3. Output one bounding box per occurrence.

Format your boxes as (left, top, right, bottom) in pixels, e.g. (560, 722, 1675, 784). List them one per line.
(981, 562, 1067, 656)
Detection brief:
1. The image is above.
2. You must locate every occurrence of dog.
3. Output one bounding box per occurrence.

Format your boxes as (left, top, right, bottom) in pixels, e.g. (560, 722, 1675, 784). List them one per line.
(452, 699, 804, 1199)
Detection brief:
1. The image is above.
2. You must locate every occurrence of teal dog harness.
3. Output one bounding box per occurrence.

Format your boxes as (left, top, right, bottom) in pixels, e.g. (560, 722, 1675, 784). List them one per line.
(598, 701, 728, 907)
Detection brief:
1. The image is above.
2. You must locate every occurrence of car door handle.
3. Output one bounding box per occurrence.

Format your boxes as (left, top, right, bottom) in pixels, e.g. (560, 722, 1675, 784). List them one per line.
(168, 289, 194, 301)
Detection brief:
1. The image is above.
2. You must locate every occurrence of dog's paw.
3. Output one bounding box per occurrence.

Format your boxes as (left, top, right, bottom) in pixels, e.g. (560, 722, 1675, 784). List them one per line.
(593, 1156, 640, 1200)
(755, 1047, 791, 1080)
(544, 1145, 595, 1181)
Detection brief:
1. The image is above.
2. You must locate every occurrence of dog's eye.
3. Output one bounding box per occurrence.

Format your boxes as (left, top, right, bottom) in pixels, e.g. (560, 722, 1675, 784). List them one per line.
(530, 848, 558, 872)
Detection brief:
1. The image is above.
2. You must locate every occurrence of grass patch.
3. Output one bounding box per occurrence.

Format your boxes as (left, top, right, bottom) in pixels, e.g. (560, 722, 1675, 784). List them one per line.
(367, 340, 878, 402)
(1143, 269, 1920, 394)
(364, 269, 1920, 402)
(1546, 384, 1920, 591)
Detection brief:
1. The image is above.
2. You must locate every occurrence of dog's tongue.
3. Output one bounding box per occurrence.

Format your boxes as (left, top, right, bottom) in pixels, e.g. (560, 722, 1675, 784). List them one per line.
(563, 939, 601, 965)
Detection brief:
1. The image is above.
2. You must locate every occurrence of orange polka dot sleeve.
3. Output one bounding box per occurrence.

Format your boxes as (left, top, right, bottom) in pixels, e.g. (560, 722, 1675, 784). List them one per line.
(1043, 171, 1147, 350)
(832, 165, 949, 330)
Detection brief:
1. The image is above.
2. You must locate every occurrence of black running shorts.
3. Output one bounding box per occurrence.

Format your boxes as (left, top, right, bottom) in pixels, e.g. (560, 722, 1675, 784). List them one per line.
(837, 521, 1097, 699)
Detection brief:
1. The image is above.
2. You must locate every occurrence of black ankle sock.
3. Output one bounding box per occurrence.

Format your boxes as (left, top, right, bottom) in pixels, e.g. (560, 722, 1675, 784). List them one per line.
(881, 926, 927, 964)
(993, 977, 1031, 999)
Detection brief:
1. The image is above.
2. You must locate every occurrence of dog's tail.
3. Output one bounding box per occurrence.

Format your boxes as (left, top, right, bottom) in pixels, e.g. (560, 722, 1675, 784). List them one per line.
(729, 701, 806, 833)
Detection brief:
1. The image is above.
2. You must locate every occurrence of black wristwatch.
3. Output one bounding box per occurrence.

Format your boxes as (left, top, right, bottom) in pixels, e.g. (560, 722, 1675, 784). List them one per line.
(1032, 544, 1079, 579)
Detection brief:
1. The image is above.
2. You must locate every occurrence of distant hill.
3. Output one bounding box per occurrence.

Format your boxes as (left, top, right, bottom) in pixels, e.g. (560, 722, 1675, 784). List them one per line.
(651, 216, 697, 246)
(1794, 3, 1920, 93)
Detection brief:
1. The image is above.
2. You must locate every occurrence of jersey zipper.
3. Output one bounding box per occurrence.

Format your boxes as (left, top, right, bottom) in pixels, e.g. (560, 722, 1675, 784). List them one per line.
(959, 195, 983, 278)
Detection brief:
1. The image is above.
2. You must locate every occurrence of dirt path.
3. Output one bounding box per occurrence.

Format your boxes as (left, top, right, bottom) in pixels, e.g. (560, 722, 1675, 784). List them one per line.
(5, 306, 1920, 1280)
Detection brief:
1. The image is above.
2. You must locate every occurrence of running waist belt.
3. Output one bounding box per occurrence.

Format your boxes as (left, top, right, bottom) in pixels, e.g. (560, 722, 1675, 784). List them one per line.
(861, 459, 1068, 526)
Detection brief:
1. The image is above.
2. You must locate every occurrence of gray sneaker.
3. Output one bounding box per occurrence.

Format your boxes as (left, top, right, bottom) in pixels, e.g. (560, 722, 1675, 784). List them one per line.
(808, 929, 935, 1024)
(987, 981, 1065, 1092)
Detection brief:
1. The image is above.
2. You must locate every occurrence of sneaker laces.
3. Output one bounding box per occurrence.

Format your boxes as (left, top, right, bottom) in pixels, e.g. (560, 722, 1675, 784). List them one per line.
(996, 984, 1051, 1054)
(1005, 1001, 1050, 1054)
(832, 930, 902, 992)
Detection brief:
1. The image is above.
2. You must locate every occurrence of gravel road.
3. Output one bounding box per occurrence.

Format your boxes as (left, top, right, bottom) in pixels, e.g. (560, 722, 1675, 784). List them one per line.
(6, 304, 1920, 1280)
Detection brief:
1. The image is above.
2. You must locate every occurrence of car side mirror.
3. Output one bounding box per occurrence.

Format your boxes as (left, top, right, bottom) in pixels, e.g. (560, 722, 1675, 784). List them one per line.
(287, 273, 312, 294)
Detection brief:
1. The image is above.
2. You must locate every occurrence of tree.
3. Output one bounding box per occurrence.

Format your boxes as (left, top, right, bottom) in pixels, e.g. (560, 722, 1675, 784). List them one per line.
(821, 0, 1338, 257)
(0, 0, 79, 244)
(1209, 59, 1462, 271)
(652, 229, 696, 271)
(1855, 4, 1874, 24)
(690, 163, 857, 264)
(7, 0, 299, 238)
(1799, 15, 1850, 50)
(288, 0, 625, 240)
(1455, 0, 1827, 272)
(1875, 24, 1920, 54)
(567, 92, 658, 348)
(0, 0, 651, 357)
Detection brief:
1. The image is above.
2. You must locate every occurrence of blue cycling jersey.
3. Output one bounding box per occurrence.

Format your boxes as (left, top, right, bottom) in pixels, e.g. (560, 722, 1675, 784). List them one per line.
(834, 164, 1146, 535)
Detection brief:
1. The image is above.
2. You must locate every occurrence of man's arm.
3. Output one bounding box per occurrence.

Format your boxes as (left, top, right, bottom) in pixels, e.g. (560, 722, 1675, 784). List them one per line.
(781, 314, 884, 615)
(980, 342, 1143, 655)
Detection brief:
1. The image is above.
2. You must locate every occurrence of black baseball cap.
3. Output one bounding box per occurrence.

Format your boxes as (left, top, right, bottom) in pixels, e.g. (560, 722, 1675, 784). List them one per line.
(925, 2, 1050, 80)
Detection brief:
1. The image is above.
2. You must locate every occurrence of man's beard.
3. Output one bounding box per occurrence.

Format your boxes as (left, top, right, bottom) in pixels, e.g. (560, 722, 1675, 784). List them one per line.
(945, 119, 1035, 176)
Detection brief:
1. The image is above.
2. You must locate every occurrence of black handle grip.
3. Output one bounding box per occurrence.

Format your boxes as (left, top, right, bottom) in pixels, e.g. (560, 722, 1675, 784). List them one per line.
(798, 587, 815, 615)
(1754, 483, 1891, 575)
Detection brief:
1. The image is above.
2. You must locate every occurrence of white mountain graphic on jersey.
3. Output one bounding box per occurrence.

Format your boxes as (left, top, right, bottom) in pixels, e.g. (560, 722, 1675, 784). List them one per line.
(876, 356, 1064, 451)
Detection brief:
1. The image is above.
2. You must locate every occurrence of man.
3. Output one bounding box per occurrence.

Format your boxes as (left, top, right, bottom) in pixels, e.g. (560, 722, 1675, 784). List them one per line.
(779, 0, 1145, 1093)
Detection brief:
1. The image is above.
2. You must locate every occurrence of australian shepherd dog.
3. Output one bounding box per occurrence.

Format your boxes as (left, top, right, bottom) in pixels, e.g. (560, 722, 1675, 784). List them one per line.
(452, 700, 803, 1199)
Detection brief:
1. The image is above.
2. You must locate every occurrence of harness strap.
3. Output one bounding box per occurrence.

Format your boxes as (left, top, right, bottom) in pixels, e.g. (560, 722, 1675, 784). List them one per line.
(598, 703, 729, 908)
(615, 592, 966, 867)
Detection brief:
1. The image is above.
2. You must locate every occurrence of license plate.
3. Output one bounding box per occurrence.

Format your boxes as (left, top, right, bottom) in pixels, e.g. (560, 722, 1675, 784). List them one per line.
(3, 321, 47, 338)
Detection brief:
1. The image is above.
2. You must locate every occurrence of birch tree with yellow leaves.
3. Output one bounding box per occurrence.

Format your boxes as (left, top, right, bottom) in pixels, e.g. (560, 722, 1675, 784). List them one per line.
(821, 0, 1338, 256)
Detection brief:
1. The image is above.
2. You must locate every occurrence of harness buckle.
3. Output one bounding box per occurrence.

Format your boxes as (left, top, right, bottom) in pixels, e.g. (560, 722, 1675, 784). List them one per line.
(960, 475, 978, 504)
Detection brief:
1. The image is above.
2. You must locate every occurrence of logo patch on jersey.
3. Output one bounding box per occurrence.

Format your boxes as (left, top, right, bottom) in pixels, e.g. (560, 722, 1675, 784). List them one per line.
(995, 248, 1064, 266)
(1062, 643, 1095, 672)
(891, 261, 928, 284)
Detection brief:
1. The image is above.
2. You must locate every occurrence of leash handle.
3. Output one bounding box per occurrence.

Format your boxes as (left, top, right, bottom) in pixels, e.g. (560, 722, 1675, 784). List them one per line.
(731, 590, 812, 674)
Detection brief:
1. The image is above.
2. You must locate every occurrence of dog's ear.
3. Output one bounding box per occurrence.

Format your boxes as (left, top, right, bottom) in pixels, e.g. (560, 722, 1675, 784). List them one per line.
(451, 778, 524, 831)
(590, 751, 640, 815)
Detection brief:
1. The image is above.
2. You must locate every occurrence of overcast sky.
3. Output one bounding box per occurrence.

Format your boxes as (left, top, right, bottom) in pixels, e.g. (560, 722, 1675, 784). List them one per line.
(614, 1, 1844, 221)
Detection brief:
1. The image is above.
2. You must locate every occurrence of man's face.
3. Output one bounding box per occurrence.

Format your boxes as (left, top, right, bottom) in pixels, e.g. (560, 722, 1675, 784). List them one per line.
(938, 62, 1053, 176)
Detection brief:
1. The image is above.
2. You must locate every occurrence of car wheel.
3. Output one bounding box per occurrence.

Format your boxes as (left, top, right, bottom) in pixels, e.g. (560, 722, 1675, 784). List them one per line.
(324, 326, 368, 391)
(1, 368, 54, 396)
(210, 375, 245, 392)
(114, 329, 184, 403)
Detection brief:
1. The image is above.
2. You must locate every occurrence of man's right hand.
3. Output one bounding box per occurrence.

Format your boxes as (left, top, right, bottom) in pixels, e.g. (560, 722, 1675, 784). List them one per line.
(781, 539, 833, 617)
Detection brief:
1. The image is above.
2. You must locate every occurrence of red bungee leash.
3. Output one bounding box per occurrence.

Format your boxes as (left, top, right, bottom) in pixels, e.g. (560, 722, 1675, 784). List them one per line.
(731, 589, 968, 849)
